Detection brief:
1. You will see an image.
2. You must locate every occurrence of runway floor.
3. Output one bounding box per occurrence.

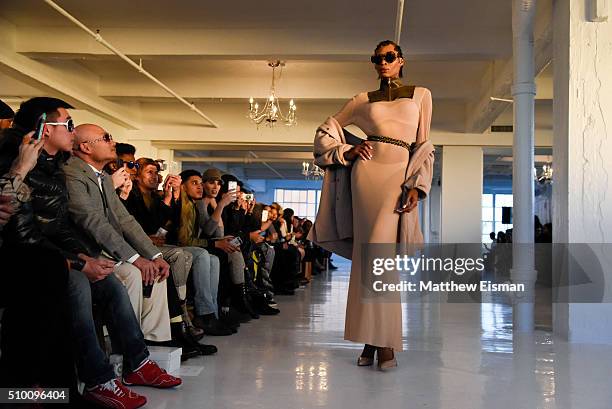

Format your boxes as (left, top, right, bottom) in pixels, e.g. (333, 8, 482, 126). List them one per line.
(140, 259, 612, 409)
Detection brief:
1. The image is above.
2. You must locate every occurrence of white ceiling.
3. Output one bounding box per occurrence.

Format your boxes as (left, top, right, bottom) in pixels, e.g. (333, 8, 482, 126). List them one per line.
(0, 0, 553, 180)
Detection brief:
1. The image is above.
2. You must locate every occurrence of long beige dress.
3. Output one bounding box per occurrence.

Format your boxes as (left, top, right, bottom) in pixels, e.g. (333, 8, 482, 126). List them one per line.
(334, 85, 432, 351)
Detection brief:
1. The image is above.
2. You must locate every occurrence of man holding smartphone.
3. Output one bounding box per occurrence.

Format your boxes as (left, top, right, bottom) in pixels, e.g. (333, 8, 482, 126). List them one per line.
(1, 101, 181, 408)
(172, 169, 238, 335)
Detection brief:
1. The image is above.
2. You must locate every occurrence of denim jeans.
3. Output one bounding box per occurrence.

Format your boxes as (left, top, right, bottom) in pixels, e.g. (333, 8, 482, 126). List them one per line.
(67, 270, 149, 387)
(183, 247, 220, 316)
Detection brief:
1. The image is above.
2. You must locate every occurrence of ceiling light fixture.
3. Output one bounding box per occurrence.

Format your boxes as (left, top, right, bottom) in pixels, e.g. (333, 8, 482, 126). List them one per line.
(301, 161, 324, 180)
(248, 61, 297, 128)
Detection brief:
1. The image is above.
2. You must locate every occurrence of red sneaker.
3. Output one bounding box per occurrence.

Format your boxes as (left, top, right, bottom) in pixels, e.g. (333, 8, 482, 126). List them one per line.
(83, 378, 147, 409)
(123, 359, 182, 388)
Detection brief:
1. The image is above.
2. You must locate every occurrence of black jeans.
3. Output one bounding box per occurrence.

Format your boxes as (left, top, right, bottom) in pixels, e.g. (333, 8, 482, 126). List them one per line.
(0, 245, 75, 390)
(68, 270, 149, 386)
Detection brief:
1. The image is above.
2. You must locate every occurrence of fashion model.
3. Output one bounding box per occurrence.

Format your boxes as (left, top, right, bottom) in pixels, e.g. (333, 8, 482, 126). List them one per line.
(309, 40, 435, 370)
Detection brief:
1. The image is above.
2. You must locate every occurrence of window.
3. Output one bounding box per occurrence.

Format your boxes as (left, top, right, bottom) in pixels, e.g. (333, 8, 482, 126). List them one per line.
(274, 189, 321, 220)
(482, 193, 513, 243)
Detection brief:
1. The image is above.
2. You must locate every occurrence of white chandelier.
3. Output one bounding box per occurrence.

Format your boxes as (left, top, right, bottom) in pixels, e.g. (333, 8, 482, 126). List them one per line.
(248, 61, 297, 127)
(302, 161, 324, 180)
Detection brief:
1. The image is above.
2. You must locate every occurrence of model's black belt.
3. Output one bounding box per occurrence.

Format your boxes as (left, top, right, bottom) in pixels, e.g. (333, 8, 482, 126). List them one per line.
(366, 135, 411, 151)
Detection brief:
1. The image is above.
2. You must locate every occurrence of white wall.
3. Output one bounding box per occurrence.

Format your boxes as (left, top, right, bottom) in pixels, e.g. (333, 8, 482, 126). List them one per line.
(553, 0, 612, 343)
(441, 146, 483, 243)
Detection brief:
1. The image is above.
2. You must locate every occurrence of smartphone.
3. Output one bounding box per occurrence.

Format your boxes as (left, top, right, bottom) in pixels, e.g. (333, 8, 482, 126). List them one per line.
(33, 113, 46, 141)
(243, 193, 254, 202)
(229, 236, 243, 247)
(228, 181, 237, 192)
(168, 160, 180, 175)
(143, 283, 153, 298)
(261, 209, 269, 222)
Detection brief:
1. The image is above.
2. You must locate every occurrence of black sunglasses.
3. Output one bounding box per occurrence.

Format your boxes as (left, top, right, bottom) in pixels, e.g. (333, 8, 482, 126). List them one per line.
(114, 159, 140, 170)
(370, 51, 400, 65)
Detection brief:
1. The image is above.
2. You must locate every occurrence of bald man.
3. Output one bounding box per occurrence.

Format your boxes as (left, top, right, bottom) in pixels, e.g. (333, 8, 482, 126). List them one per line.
(64, 124, 174, 343)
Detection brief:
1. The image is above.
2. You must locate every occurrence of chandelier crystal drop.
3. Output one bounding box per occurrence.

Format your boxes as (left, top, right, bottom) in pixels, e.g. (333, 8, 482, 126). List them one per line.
(248, 61, 297, 128)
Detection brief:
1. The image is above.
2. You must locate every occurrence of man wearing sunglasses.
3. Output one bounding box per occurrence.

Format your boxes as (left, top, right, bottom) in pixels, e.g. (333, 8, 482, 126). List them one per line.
(0, 98, 181, 407)
(116, 142, 139, 180)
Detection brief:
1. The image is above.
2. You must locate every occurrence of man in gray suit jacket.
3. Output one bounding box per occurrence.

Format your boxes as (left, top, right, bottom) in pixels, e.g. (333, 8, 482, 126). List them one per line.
(65, 123, 172, 342)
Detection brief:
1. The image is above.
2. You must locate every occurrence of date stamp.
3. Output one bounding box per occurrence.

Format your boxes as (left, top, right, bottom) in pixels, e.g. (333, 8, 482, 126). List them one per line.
(0, 388, 69, 403)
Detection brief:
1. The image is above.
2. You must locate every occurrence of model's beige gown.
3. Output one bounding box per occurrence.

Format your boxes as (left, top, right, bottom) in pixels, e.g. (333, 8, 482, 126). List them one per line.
(334, 87, 432, 351)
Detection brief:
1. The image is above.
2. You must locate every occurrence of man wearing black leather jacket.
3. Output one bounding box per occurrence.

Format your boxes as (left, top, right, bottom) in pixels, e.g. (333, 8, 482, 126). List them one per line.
(0, 97, 174, 408)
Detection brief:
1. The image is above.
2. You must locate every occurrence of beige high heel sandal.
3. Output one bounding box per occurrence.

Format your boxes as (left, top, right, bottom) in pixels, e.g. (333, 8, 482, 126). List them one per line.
(376, 347, 398, 370)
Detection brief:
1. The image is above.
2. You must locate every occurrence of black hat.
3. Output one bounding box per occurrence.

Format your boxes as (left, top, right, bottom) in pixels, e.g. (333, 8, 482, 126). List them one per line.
(0, 99, 15, 120)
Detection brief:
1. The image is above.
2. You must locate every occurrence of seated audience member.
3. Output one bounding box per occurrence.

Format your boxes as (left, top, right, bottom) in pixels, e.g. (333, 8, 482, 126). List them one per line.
(0, 130, 77, 393)
(171, 169, 236, 335)
(1, 100, 180, 408)
(115, 142, 138, 180)
(65, 124, 174, 345)
(214, 173, 264, 317)
(123, 157, 217, 355)
(244, 203, 285, 294)
(267, 205, 301, 292)
(105, 156, 204, 361)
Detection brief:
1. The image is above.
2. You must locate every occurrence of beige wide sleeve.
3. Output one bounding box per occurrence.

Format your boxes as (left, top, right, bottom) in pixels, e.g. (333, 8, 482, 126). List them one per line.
(312, 96, 359, 169)
(416, 87, 432, 144)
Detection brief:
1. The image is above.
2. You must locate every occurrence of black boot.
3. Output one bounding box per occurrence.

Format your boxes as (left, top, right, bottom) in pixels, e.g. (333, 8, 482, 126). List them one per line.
(175, 321, 218, 356)
(251, 292, 280, 315)
(153, 322, 200, 361)
(192, 313, 234, 336)
(218, 306, 241, 331)
(233, 283, 260, 319)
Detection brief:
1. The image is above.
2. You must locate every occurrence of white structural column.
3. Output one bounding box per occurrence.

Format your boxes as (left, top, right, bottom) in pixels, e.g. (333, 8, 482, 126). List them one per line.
(440, 146, 483, 243)
(428, 182, 442, 244)
(511, 0, 537, 333)
(421, 196, 431, 243)
(553, 0, 612, 343)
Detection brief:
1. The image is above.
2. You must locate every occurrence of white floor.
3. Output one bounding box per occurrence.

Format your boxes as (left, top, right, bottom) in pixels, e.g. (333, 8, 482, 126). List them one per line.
(139, 260, 612, 409)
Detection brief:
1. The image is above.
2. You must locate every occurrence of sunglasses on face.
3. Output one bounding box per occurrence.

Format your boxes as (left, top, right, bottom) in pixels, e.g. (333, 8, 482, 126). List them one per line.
(116, 159, 140, 170)
(46, 118, 75, 132)
(370, 51, 400, 65)
(86, 133, 113, 145)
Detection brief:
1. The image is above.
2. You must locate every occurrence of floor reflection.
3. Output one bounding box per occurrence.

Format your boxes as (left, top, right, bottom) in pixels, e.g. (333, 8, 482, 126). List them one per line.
(138, 257, 612, 409)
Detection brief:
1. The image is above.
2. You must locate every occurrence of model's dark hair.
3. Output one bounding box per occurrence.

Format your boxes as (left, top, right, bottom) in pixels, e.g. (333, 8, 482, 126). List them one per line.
(374, 40, 404, 77)
(13, 97, 74, 132)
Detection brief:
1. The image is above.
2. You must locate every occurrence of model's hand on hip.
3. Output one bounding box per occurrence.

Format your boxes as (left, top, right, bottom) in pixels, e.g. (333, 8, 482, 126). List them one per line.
(344, 142, 373, 161)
